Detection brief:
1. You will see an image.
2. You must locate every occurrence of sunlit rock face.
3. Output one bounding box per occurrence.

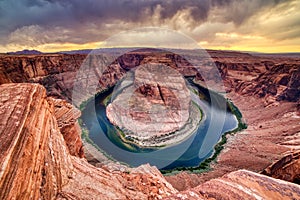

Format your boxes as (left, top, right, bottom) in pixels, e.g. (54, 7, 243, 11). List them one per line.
(163, 170, 300, 200)
(0, 83, 177, 200)
(106, 64, 191, 147)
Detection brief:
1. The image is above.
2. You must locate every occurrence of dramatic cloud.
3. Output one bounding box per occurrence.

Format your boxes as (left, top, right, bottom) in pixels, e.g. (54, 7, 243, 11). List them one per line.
(0, 0, 299, 52)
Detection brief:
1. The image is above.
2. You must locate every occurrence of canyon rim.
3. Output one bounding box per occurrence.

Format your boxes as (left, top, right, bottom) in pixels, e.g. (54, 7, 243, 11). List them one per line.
(1, 0, 300, 199)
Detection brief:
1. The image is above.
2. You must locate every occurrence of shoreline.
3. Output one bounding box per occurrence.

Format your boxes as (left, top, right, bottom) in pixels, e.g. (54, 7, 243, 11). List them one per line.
(113, 101, 203, 149)
(161, 98, 246, 175)
(78, 81, 245, 173)
(165, 93, 299, 190)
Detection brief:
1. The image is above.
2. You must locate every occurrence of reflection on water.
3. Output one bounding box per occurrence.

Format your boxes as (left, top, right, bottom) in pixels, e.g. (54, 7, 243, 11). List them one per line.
(81, 85, 238, 170)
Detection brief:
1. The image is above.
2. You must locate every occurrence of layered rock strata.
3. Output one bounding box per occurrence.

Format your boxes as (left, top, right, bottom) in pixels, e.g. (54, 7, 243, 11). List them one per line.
(0, 51, 300, 196)
(1, 84, 300, 200)
(163, 170, 300, 199)
(0, 51, 299, 105)
(262, 150, 300, 183)
(0, 83, 73, 199)
(106, 64, 193, 147)
(0, 83, 177, 199)
(49, 98, 84, 158)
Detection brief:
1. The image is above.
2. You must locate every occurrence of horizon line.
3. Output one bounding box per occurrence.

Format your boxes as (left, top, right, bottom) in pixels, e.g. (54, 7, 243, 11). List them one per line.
(2, 47, 300, 55)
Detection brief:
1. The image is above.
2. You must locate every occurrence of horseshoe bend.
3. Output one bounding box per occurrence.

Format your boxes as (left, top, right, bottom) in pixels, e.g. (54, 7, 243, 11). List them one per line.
(106, 64, 201, 147)
(0, 49, 300, 199)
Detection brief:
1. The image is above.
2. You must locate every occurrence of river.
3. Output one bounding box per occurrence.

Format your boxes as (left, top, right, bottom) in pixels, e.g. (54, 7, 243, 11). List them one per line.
(81, 83, 238, 170)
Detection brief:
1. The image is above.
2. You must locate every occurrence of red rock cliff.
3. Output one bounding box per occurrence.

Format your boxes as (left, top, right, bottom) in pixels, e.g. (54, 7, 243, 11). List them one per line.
(1, 51, 300, 199)
(0, 83, 177, 199)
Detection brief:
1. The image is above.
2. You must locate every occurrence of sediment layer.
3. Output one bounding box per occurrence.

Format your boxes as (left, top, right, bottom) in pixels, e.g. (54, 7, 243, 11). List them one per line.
(106, 64, 194, 147)
(0, 83, 176, 199)
(0, 50, 300, 199)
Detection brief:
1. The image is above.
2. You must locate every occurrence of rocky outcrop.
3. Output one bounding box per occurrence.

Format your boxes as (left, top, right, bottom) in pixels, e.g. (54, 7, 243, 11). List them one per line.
(1, 83, 300, 199)
(106, 64, 193, 147)
(0, 83, 177, 199)
(49, 98, 84, 158)
(254, 64, 299, 101)
(1, 50, 300, 199)
(278, 67, 300, 102)
(0, 51, 299, 105)
(163, 170, 300, 200)
(60, 160, 177, 200)
(0, 54, 85, 101)
(0, 83, 73, 199)
(205, 51, 300, 105)
(262, 150, 300, 184)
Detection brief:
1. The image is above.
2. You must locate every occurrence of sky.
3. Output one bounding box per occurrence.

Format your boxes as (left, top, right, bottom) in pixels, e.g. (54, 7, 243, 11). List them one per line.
(0, 0, 299, 53)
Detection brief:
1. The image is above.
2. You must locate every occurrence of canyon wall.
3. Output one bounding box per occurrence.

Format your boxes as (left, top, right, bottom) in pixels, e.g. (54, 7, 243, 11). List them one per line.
(0, 83, 176, 199)
(1, 83, 299, 199)
(164, 170, 300, 200)
(1, 52, 299, 106)
(262, 150, 300, 183)
(49, 97, 84, 158)
(0, 51, 299, 199)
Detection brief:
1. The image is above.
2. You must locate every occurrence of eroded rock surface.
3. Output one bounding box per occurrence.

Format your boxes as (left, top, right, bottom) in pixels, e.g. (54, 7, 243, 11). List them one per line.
(262, 150, 300, 184)
(1, 51, 300, 199)
(0, 83, 73, 199)
(106, 64, 192, 147)
(164, 170, 300, 200)
(49, 97, 84, 158)
(1, 51, 299, 105)
(0, 83, 177, 199)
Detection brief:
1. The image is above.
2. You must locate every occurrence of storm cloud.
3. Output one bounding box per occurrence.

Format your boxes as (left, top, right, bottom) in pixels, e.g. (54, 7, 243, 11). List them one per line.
(0, 0, 298, 52)
(0, 0, 287, 29)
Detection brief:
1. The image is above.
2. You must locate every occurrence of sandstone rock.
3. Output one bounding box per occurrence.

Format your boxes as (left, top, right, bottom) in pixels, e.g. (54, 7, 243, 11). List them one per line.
(262, 150, 300, 183)
(49, 97, 84, 158)
(0, 54, 126, 103)
(1, 51, 300, 199)
(0, 54, 84, 101)
(1, 51, 299, 105)
(118, 52, 143, 70)
(0, 83, 177, 199)
(106, 64, 192, 147)
(164, 170, 300, 200)
(277, 67, 300, 102)
(0, 83, 73, 200)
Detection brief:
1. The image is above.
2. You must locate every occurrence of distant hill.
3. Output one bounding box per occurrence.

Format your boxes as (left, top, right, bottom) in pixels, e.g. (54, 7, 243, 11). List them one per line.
(250, 52, 300, 58)
(58, 49, 93, 54)
(6, 48, 299, 58)
(7, 49, 43, 55)
(57, 48, 148, 54)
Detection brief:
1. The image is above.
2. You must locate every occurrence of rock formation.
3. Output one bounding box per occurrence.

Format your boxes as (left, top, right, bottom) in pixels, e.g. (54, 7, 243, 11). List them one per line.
(1, 82, 300, 199)
(163, 170, 300, 199)
(106, 64, 193, 147)
(0, 83, 176, 199)
(1, 51, 299, 105)
(49, 98, 84, 158)
(0, 54, 85, 101)
(0, 50, 300, 199)
(262, 150, 300, 184)
(0, 83, 72, 199)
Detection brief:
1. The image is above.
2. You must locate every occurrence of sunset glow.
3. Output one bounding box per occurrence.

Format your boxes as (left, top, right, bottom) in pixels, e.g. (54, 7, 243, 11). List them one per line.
(0, 0, 299, 53)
